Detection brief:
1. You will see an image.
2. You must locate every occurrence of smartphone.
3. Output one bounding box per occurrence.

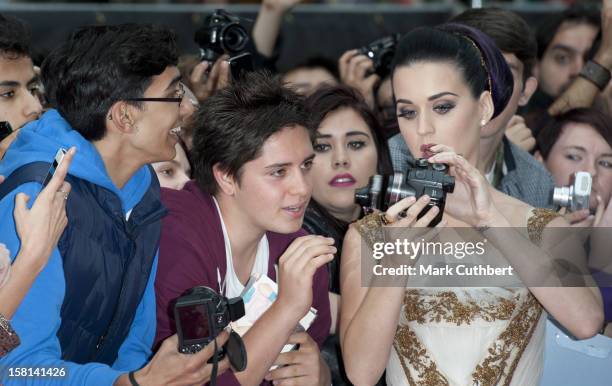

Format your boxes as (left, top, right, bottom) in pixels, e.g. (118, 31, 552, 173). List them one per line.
(228, 52, 253, 80)
(0, 121, 13, 142)
(42, 148, 68, 187)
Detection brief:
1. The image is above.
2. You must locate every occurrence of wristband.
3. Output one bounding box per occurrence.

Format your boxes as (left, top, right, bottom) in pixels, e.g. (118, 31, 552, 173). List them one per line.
(0, 312, 20, 357)
(128, 371, 140, 386)
(579, 60, 611, 91)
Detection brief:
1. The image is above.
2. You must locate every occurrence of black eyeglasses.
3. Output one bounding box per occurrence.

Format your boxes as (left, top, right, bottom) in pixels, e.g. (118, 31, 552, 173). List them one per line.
(125, 82, 185, 105)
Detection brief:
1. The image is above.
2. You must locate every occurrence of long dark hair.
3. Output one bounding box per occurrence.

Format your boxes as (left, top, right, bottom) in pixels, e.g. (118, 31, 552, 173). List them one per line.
(391, 23, 514, 119)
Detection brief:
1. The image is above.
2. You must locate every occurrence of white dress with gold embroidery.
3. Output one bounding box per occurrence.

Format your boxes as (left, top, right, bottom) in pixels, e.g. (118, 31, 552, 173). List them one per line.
(386, 287, 545, 386)
(355, 209, 558, 386)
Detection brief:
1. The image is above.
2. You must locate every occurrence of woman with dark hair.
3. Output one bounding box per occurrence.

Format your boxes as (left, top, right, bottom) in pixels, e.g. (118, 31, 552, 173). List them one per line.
(303, 84, 393, 294)
(536, 108, 612, 215)
(536, 108, 612, 335)
(339, 24, 603, 386)
(302, 84, 392, 386)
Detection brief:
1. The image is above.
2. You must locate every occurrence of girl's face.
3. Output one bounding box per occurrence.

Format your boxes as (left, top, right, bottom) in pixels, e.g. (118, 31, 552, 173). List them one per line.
(392, 61, 492, 166)
(310, 107, 378, 222)
(544, 123, 612, 210)
(153, 142, 191, 190)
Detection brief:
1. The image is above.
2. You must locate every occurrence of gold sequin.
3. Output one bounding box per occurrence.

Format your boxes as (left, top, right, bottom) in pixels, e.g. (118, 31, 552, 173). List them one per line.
(527, 208, 560, 245)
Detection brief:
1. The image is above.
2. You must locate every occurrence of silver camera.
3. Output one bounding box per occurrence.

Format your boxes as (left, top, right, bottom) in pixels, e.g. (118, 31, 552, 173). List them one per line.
(552, 171, 592, 212)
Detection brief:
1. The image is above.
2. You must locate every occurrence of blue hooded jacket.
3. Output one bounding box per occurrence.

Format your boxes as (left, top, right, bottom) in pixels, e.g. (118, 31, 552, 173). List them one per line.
(0, 109, 162, 385)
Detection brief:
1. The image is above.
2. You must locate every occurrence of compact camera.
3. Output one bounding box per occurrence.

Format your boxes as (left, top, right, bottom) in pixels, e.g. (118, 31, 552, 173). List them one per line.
(195, 9, 251, 64)
(552, 171, 592, 212)
(174, 286, 246, 370)
(355, 158, 455, 226)
(357, 34, 400, 77)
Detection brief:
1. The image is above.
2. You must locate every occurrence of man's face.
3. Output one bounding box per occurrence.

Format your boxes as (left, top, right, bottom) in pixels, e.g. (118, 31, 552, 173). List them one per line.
(128, 66, 183, 164)
(229, 126, 314, 235)
(0, 54, 43, 132)
(282, 67, 337, 96)
(537, 21, 599, 97)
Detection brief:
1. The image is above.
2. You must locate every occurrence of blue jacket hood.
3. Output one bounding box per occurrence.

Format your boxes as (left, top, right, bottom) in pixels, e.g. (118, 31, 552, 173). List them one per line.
(0, 109, 151, 213)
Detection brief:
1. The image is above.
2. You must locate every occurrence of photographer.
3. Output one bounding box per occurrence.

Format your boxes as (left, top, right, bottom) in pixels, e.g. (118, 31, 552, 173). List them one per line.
(155, 71, 332, 386)
(0, 24, 227, 385)
(0, 13, 43, 159)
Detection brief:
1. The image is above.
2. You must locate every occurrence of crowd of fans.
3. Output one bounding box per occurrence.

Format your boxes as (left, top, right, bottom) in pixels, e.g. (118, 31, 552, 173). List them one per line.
(0, 1, 611, 385)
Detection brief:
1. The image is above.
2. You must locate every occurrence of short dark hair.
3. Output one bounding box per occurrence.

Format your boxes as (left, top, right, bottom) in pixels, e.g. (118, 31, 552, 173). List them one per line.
(41, 24, 178, 141)
(305, 83, 393, 175)
(392, 23, 513, 120)
(191, 71, 313, 195)
(536, 5, 600, 60)
(451, 8, 537, 82)
(537, 108, 612, 160)
(0, 13, 31, 59)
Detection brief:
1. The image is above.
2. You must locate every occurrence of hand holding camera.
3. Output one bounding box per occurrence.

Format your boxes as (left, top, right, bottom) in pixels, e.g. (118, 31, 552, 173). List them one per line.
(339, 49, 379, 109)
(127, 333, 230, 386)
(426, 144, 502, 228)
(189, 56, 230, 102)
(265, 332, 328, 386)
(276, 235, 335, 321)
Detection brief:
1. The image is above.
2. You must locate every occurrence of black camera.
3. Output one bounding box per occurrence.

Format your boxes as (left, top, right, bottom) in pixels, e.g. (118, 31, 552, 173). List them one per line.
(355, 158, 455, 226)
(174, 286, 246, 370)
(195, 9, 250, 64)
(357, 34, 400, 77)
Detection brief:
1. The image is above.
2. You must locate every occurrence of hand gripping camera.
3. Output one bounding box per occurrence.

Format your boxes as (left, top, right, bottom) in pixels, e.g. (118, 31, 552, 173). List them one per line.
(174, 286, 247, 371)
(354, 158, 455, 226)
(357, 34, 401, 77)
(195, 9, 251, 62)
(552, 171, 592, 212)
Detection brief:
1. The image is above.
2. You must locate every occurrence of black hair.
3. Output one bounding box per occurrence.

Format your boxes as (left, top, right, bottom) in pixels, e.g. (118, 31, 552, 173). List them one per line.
(391, 23, 513, 119)
(305, 83, 393, 176)
(191, 71, 313, 195)
(537, 108, 612, 160)
(536, 5, 600, 60)
(41, 24, 178, 141)
(0, 13, 31, 59)
(451, 7, 537, 82)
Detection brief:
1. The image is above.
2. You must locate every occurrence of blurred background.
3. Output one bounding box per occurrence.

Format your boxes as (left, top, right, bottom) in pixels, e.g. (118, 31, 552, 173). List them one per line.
(0, 0, 600, 72)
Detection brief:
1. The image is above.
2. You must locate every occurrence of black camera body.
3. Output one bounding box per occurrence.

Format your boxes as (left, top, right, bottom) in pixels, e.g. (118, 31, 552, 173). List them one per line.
(195, 9, 250, 64)
(174, 286, 244, 354)
(357, 34, 400, 77)
(355, 158, 455, 226)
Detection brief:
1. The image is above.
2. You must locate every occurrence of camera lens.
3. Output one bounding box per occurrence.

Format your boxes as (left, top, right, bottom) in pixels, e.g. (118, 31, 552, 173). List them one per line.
(223, 24, 248, 53)
(432, 163, 447, 172)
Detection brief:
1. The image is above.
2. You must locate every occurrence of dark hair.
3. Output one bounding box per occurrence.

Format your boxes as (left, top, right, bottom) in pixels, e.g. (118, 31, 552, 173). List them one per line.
(284, 56, 339, 80)
(536, 5, 600, 60)
(305, 84, 393, 176)
(451, 8, 537, 82)
(41, 24, 178, 141)
(0, 13, 31, 59)
(191, 71, 312, 194)
(537, 108, 612, 160)
(391, 23, 513, 119)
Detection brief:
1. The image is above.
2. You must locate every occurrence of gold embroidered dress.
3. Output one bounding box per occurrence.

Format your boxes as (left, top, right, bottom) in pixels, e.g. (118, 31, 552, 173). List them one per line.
(356, 209, 558, 386)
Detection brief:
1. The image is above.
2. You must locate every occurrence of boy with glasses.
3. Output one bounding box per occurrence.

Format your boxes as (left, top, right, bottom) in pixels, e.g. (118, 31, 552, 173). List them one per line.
(0, 24, 226, 385)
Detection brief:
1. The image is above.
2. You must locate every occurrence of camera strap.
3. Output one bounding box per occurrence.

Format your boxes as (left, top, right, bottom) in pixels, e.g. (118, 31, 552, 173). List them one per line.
(210, 337, 220, 386)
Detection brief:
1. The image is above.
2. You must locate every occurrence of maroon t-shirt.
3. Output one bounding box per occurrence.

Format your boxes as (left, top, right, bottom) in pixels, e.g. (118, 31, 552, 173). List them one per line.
(155, 180, 331, 386)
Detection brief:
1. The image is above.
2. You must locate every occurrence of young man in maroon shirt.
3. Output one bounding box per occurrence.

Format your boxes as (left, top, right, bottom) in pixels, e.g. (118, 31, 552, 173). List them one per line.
(155, 71, 333, 386)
